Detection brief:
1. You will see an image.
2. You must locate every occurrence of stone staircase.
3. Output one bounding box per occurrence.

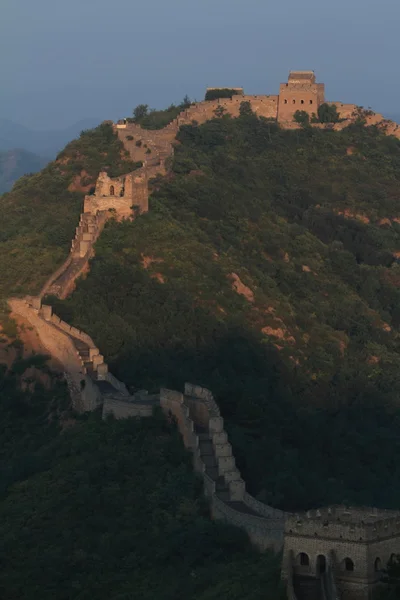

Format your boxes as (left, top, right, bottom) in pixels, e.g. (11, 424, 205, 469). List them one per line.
(195, 423, 262, 516)
(293, 576, 322, 600)
(41, 211, 108, 300)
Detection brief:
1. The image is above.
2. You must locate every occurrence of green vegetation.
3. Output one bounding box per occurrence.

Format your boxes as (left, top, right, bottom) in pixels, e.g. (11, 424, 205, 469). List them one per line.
(130, 96, 192, 130)
(205, 88, 242, 101)
(50, 110, 400, 511)
(4, 104, 400, 596)
(293, 110, 310, 126)
(317, 102, 340, 123)
(0, 123, 137, 299)
(0, 355, 283, 600)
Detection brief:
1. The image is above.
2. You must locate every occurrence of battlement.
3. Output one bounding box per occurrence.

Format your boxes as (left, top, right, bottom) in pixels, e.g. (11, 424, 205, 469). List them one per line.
(286, 505, 400, 542)
(288, 70, 316, 83)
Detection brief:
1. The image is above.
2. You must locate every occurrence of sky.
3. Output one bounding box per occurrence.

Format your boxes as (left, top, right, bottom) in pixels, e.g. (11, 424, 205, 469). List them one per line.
(1, 0, 400, 130)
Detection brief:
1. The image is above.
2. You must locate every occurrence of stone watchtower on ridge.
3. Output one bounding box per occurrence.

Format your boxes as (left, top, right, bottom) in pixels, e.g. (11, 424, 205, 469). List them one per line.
(277, 70, 325, 123)
(282, 505, 400, 600)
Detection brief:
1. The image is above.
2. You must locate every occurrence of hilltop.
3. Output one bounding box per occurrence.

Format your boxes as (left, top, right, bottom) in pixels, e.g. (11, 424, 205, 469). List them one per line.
(48, 112, 400, 512)
(3, 80, 400, 598)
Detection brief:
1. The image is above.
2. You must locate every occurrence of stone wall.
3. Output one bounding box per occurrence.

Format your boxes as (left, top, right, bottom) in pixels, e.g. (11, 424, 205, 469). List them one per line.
(8, 298, 100, 412)
(160, 384, 286, 552)
(102, 397, 154, 419)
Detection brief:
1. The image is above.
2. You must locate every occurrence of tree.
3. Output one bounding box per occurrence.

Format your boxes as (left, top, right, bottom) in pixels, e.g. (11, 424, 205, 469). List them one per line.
(214, 105, 226, 118)
(205, 88, 241, 101)
(293, 110, 310, 126)
(133, 104, 149, 122)
(239, 101, 253, 117)
(180, 95, 192, 109)
(317, 103, 340, 124)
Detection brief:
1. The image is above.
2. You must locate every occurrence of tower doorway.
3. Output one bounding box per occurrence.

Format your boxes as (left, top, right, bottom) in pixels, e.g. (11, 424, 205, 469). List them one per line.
(316, 555, 326, 576)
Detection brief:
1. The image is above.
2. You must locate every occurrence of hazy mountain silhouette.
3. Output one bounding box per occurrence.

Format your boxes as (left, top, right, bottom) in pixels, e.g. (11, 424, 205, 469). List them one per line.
(0, 148, 49, 194)
(0, 118, 100, 157)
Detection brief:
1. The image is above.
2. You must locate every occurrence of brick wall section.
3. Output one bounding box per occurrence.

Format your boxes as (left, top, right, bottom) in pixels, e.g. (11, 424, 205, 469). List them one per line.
(8, 298, 101, 411)
(160, 384, 286, 552)
(102, 397, 154, 418)
(282, 507, 400, 599)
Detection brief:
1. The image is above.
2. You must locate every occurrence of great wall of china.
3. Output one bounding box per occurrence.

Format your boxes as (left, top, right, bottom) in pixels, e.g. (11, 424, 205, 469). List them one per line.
(8, 71, 400, 600)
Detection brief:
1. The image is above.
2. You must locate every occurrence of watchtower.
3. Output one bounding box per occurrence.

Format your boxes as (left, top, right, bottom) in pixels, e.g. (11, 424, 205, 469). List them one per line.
(282, 505, 400, 600)
(278, 70, 325, 123)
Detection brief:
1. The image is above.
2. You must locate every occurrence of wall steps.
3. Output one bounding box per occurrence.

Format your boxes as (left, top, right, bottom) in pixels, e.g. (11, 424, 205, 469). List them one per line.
(293, 576, 322, 600)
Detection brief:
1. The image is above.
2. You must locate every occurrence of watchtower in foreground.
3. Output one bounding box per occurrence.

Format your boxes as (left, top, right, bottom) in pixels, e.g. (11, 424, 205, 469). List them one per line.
(278, 70, 325, 123)
(282, 505, 400, 600)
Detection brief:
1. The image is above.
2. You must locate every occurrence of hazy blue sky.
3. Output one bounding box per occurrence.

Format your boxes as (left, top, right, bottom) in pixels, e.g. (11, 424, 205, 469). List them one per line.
(1, 0, 399, 129)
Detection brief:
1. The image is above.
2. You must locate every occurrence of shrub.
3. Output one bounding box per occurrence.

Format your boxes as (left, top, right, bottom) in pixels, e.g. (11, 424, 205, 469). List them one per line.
(293, 110, 310, 126)
(317, 103, 340, 123)
(205, 88, 242, 102)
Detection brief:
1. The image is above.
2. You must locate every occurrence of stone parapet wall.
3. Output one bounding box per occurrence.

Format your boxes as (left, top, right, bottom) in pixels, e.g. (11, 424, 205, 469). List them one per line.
(286, 508, 400, 542)
(48, 312, 96, 349)
(40, 254, 74, 299)
(243, 492, 285, 520)
(8, 298, 99, 412)
(104, 372, 130, 396)
(211, 495, 284, 552)
(160, 386, 286, 551)
(102, 397, 153, 419)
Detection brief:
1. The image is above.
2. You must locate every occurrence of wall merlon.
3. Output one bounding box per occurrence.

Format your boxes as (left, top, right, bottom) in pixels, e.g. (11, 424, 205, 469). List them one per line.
(89, 347, 100, 360)
(96, 363, 108, 378)
(92, 354, 104, 368)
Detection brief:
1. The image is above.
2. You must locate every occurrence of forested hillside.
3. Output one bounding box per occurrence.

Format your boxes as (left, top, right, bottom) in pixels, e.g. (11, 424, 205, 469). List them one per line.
(0, 122, 137, 300)
(49, 110, 400, 511)
(4, 108, 400, 597)
(0, 360, 282, 600)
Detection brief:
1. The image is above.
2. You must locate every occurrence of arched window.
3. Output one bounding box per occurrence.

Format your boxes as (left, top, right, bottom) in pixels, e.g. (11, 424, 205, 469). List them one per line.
(375, 558, 382, 571)
(284, 99, 288, 104)
(110, 185, 115, 195)
(343, 558, 354, 572)
(301, 100, 304, 104)
(292, 99, 296, 104)
(296, 552, 310, 567)
(310, 100, 313, 104)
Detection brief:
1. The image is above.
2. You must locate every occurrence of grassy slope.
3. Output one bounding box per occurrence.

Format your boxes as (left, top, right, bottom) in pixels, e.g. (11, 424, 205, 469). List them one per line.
(51, 114, 400, 510)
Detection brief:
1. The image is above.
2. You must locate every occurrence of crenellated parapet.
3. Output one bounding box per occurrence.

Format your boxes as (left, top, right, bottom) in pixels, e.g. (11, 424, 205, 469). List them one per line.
(159, 383, 286, 552)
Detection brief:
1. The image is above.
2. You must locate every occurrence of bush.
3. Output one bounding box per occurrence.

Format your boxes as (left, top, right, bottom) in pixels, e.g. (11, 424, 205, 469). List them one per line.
(317, 103, 340, 123)
(205, 88, 242, 101)
(293, 110, 310, 126)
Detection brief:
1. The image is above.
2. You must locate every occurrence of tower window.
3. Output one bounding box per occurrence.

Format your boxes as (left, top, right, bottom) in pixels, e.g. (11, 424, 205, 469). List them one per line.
(310, 100, 313, 104)
(296, 552, 310, 566)
(344, 558, 354, 572)
(284, 99, 288, 104)
(292, 99, 296, 104)
(301, 100, 304, 104)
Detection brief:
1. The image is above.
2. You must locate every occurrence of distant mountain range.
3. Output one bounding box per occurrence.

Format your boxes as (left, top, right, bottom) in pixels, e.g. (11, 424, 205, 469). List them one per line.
(0, 149, 49, 194)
(0, 117, 100, 193)
(0, 118, 101, 157)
